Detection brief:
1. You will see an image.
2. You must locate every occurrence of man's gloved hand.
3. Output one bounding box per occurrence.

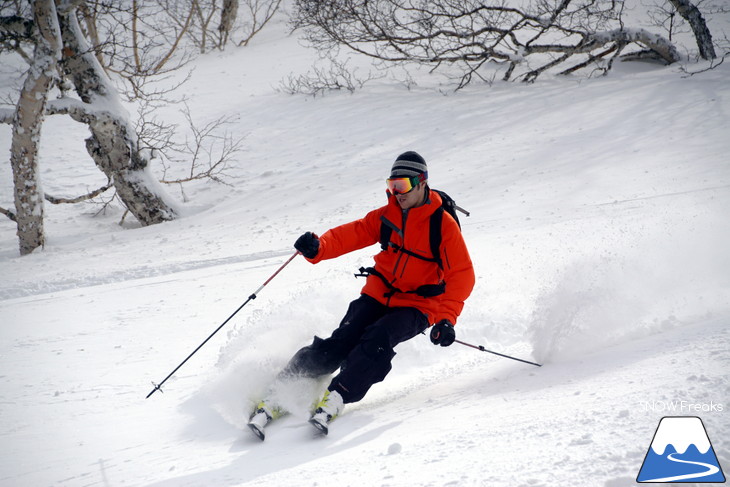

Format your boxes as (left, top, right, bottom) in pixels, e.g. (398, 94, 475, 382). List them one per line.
(430, 320, 455, 347)
(295, 232, 320, 259)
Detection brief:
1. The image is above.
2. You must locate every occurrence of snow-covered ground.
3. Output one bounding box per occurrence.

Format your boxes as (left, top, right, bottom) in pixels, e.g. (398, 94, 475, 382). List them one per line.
(1, 8, 729, 487)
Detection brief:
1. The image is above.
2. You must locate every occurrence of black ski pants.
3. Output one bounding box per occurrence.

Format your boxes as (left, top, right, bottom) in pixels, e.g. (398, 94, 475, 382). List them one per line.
(280, 294, 429, 404)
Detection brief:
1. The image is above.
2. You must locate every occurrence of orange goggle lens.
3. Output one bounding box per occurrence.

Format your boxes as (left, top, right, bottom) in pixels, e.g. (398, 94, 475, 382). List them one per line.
(386, 173, 426, 195)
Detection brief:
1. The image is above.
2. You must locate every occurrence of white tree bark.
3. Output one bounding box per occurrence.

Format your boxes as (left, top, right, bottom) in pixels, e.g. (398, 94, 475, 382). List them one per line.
(9, 0, 61, 255)
(56, 8, 177, 226)
(219, 0, 238, 47)
(668, 0, 716, 60)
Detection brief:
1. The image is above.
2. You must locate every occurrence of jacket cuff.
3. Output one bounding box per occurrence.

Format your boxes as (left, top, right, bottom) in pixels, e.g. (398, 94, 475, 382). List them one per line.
(304, 239, 326, 264)
(435, 313, 457, 326)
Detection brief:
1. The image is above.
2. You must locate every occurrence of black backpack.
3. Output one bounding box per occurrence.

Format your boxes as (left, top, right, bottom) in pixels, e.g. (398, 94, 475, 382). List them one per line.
(378, 188, 469, 269)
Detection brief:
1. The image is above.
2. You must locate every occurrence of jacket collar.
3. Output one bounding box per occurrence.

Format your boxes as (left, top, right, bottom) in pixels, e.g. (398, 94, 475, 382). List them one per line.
(386, 187, 442, 219)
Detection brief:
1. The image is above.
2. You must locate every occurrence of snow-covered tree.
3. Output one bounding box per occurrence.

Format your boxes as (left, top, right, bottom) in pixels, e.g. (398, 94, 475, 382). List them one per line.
(6, 0, 60, 255)
(0, 1, 179, 255)
(1, 0, 274, 256)
(292, 0, 719, 86)
(667, 0, 716, 60)
(53, 8, 178, 226)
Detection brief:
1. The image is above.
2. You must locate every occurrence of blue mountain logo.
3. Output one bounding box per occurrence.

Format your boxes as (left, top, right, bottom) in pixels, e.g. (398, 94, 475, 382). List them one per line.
(637, 416, 725, 483)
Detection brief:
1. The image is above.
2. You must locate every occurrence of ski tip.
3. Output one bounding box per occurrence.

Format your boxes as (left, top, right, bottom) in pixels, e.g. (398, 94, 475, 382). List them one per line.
(247, 422, 266, 441)
(308, 418, 329, 436)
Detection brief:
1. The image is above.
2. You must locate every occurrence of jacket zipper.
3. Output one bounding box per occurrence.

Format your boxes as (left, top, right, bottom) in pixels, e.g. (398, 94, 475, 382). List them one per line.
(393, 208, 409, 278)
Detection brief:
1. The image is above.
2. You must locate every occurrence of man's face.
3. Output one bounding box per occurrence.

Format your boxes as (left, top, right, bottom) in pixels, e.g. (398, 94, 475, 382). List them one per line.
(395, 182, 427, 210)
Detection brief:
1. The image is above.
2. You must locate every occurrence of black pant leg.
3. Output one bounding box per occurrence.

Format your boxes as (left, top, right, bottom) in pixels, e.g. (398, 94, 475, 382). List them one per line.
(279, 294, 386, 379)
(329, 306, 429, 403)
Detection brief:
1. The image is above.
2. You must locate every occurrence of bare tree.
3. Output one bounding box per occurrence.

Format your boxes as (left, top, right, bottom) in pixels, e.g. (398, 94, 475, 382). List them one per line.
(76, 1, 196, 102)
(159, 105, 245, 201)
(7, 0, 60, 255)
(186, 0, 283, 50)
(218, 0, 238, 47)
(237, 0, 282, 47)
(2, 0, 263, 254)
(51, 7, 177, 225)
(1, 1, 179, 255)
(291, 0, 692, 86)
(190, 0, 219, 53)
(667, 0, 716, 59)
(279, 56, 385, 96)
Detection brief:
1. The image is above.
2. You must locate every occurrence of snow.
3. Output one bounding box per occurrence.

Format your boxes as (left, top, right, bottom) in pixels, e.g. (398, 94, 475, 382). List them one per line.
(1, 9, 729, 487)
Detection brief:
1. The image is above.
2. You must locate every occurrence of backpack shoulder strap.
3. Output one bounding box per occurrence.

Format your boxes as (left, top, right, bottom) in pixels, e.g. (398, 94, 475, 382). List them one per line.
(379, 207, 445, 268)
(379, 215, 401, 251)
(429, 207, 444, 269)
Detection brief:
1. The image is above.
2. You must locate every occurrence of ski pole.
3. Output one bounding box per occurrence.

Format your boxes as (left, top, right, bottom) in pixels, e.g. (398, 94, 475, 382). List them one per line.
(146, 251, 300, 399)
(454, 339, 542, 367)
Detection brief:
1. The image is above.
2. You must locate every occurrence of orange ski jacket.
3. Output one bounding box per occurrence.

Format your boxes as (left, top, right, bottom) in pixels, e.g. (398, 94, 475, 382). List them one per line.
(305, 189, 475, 325)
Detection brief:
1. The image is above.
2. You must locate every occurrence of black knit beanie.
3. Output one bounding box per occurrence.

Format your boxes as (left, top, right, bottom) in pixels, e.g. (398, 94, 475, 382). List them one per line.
(390, 151, 428, 179)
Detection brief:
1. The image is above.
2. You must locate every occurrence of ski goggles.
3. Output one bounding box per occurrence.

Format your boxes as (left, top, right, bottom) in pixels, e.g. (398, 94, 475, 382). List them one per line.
(386, 173, 427, 195)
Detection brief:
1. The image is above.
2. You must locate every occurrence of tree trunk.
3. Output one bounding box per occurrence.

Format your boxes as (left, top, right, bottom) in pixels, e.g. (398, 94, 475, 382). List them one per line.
(219, 0, 238, 47)
(9, 0, 61, 255)
(667, 0, 716, 60)
(56, 8, 177, 226)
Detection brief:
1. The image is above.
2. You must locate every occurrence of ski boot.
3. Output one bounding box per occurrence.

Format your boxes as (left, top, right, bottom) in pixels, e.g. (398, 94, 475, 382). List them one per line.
(247, 401, 284, 441)
(309, 390, 344, 435)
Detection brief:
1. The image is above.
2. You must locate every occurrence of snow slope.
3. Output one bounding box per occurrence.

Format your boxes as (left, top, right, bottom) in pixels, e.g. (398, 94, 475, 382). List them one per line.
(1, 10, 729, 487)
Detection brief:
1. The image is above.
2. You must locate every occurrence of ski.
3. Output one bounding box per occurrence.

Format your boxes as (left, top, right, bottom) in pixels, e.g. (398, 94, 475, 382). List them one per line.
(308, 415, 329, 435)
(247, 421, 266, 441)
(246, 414, 335, 440)
(246, 404, 275, 441)
(246, 395, 339, 440)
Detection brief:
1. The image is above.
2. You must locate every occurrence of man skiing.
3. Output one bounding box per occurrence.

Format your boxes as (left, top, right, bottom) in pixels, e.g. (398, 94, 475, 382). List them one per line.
(248, 151, 475, 439)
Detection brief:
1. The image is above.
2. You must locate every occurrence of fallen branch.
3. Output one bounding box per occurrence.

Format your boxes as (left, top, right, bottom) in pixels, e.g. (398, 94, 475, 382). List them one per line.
(44, 181, 114, 204)
(680, 52, 728, 76)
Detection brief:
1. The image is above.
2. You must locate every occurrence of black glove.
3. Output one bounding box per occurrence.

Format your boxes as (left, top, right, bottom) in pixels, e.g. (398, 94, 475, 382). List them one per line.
(430, 320, 455, 347)
(294, 231, 320, 259)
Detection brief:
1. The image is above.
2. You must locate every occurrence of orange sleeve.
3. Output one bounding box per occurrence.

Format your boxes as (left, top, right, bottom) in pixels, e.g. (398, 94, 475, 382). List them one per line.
(435, 214, 475, 324)
(305, 207, 385, 264)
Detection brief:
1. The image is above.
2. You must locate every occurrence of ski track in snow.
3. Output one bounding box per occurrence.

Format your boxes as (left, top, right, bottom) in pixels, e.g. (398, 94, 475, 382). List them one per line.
(0, 249, 294, 300)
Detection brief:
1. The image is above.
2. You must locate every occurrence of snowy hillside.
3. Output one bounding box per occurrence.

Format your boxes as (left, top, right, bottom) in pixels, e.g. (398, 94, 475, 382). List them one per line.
(1, 8, 729, 487)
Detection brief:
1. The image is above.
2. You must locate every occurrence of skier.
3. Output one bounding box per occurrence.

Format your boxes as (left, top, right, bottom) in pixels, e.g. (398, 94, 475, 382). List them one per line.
(248, 151, 475, 439)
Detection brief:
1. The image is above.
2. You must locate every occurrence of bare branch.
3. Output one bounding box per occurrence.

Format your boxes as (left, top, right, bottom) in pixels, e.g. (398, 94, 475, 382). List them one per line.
(292, 0, 684, 85)
(75, 1, 196, 103)
(238, 0, 282, 47)
(44, 181, 114, 204)
(278, 57, 385, 96)
(131, 96, 243, 190)
(0, 206, 17, 222)
(159, 104, 245, 190)
(680, 51, 729, 76)
(153, 3, 196, 72)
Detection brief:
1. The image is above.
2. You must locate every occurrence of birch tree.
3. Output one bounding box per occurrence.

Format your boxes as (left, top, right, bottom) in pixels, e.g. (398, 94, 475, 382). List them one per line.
(53, 8, 178, 225)
(2, 0, 269, 256)
(8, 0, 60, 255)
(667, 0, 716, 60)
(1, 1, 177, 255)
